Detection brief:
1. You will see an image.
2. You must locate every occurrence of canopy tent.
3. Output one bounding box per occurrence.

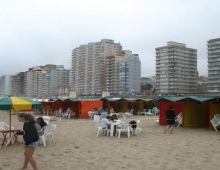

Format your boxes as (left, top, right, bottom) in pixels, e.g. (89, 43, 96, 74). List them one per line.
(101, 98, 129, 113)
(62, 99, 80, 118)
(101, 97, 156, 114)
(153, 97, 183, 102)
(176, 96, 214, 102)
(80, 100, 103, 118)
(177, 97, 212, 127)
(183, 102, 209, 127)
(159, 97, 211, 127)
(48, 98, 63, 102)
(159, 102, 184, 125)
(41, 101, 54, 115)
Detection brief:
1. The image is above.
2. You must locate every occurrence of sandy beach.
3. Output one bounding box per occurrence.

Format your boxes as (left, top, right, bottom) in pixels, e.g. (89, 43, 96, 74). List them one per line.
(1, 111, 220, 170)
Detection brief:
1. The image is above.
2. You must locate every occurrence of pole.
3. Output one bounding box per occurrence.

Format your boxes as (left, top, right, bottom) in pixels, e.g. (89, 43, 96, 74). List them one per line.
(9, 110, 12, 145)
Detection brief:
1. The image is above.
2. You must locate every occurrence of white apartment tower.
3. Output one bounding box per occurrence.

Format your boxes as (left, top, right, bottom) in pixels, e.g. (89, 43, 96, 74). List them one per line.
(71, 39, 122, 96)
(155, 42, 198, 95)
(207, 38, 220, 92)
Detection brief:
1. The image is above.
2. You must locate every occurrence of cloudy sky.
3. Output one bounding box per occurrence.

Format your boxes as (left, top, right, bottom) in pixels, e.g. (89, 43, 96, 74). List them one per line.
(0, 0, 219, 77)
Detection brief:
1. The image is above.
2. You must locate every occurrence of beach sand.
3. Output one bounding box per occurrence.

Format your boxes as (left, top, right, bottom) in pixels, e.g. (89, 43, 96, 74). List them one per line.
(0, 111, 220, 170)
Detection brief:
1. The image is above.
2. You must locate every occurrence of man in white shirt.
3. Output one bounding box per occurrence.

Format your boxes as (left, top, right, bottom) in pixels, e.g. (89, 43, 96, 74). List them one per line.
(101, 116, 111, 129)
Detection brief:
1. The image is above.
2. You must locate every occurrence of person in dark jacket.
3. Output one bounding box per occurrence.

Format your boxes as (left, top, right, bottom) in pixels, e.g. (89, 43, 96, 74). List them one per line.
(164, 106, 176, 134)
(16, 113, 39, 170)
(36, 117, 47, 129)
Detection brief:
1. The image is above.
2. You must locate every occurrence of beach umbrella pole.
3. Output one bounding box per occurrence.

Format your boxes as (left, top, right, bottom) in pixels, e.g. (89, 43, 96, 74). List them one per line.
(9, 110, 12, 145)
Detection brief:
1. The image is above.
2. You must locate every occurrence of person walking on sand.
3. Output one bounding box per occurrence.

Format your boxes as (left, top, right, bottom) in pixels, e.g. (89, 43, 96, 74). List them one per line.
(164, 106, 176, 134)
(16, 113, 39, 170)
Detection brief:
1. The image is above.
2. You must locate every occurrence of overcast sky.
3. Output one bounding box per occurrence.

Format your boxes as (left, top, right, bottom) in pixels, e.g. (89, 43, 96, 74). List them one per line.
(0, 0, 219, 77)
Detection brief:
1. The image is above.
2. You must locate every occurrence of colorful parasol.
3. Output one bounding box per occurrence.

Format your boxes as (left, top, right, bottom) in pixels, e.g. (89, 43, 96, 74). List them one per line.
(0, 97, 41, 110)
(0, 97, 42, 141)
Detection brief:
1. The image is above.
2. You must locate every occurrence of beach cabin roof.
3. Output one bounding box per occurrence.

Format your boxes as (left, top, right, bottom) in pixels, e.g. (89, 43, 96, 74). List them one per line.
(48, 98, 63, 102)
(153, 97, 183, 102)
(176, 96, 215, 102)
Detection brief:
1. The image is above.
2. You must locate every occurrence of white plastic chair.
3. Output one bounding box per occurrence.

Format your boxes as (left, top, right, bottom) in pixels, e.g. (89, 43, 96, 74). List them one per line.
(96, 122, 109, 137)
(145, 109, 154, 116)
(0, 122, 14, 130)
(124, 112, 133, 117)
(175, 112, 183, 127)
(154, 109, 160, 115)
(116, 122, 130, 138)
(134, 120, 142, 135)
(94, 115, 101, 123)
(42, 116, 51, 122)
(210, 114, 220, 132)
(38, 125, 52, 147)
(62, 112, 69, 119)
(44, 120, 49, 125)
(48, 124, 56, 143)
(129, 120, 142, 136)
(54, 110, 60, 117)
(88, 111, 93, 119)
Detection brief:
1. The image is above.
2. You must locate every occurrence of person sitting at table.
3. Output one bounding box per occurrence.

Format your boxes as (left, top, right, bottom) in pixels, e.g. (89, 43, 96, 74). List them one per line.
(152, 106, 158, 114)
(101, 107, 108, 118)
(34, 122, 43, 136)
(101, 116, 111, 129)
(92, 108, 98, 114)
(111, 114, 118, 122)
(67, 107, 71, 114)
(144, 105, 149, 112)
(36, 117, 47, 129)
(58, 107, 63, 117)
(98, 107, 104, 115)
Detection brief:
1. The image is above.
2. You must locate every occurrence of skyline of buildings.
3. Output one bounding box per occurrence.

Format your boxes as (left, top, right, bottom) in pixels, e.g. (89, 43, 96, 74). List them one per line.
(0, 65, 70, 98)
(70, 39, 122, 96)
(0, 37, 218, 97)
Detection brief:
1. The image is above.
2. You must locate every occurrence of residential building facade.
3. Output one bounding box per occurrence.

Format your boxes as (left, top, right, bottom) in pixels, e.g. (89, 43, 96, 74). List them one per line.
(25, 64, 70, 98)
(197, 76, 208, 94)
(71, 39, 122, 96)
(118, 54, 141, 95)
(105, 50, 131, 95)
(0, 74, 11, 96)
(207, 38, 220, 92)
(10, 72, 25, 96)
(155, 41, 198, 95)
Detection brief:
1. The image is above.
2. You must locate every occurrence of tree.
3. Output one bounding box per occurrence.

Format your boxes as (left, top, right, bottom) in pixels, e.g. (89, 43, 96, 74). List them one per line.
(141, 84, 153, 91)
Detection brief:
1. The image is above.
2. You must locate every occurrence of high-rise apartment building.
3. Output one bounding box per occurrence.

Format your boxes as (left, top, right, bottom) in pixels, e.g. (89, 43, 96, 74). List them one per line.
(207, 38, 220, 92)
(44, 65, 70, 97)
(11, 72, 25, 96)
(118, 54, 141, 95)
(25, 65, 69, 98)
(155, 41, 198, 95)
(105, 50, 132, 95)
(0, 74, 11, 96)
(25, 66, 45, 98)
(71, 39, 122, 96)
